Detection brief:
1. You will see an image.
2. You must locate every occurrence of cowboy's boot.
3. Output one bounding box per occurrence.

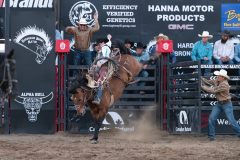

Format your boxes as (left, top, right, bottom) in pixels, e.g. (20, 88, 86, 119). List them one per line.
(92, 86, 103, 105)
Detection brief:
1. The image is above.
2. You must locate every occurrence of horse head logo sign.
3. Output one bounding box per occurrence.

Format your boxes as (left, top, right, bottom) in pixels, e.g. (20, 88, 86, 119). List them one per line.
(69, 1, 98, 27)
(14, 26, 53, 64)
(179, 110, 188, 125)
(15, 92, 54, 122)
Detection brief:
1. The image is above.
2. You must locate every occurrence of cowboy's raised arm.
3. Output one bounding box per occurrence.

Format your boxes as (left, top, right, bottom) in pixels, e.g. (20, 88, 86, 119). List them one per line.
(91, 13, 100, 33)
(65, 26, 75, 34)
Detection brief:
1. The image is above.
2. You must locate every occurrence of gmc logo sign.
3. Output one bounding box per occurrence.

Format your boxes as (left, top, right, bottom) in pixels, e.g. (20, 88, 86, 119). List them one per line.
(168, 24, 194, 30)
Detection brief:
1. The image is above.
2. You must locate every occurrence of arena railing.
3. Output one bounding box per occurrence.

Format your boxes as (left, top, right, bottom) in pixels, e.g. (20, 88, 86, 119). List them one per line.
(167, 61, 240, 134)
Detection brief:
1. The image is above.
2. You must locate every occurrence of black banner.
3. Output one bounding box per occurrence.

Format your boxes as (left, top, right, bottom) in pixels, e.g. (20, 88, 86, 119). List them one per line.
(59, 0, 240, 62)
(169, 109, 200, 133)
(67, 109, 156, 133)
(201, 109, 240, 134)
(9, 6, 56, 133)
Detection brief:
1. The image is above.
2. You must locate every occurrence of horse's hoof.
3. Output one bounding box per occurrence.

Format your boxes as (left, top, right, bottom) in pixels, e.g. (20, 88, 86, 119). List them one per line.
(91, 139, 98, 144)
(89, 137, 98, 141)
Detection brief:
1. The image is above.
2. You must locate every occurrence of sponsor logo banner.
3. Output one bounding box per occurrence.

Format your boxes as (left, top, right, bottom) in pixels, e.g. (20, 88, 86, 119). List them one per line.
(55, 40, 70, 53)
(15, 92, 54, 122)
(175, 110, 192, 132)
(221, 4, 240, 31)
(0, 0, 53, 8)
(14, 25, 53, 64)
(69, 1, 98, 27)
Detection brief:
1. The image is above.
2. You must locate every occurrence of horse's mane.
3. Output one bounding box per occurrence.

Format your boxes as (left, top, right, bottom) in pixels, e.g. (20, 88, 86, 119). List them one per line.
(69, 73, 89, 94)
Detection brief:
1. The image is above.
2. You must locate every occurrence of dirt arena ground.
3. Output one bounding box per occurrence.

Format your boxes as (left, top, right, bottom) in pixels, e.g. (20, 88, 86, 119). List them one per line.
(0, 129, 240, 160)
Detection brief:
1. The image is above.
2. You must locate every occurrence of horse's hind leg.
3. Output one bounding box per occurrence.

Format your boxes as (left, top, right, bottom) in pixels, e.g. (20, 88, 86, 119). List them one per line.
(91, 116, 104, 144)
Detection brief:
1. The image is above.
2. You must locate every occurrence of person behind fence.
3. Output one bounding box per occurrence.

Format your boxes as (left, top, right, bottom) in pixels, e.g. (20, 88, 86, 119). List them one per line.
(213, 30, 234, 64)
(201, 69, 240, 141)
(124, 39, 134, 49)
(65, 13, 99, 66)
(91, 36, 112, 105)
(191, 31, 213, 76)
(148, 33, 176, 64)
(234, 35, 240, 64)
(131, 42, 149, 94)
(233, 35, 240, 75)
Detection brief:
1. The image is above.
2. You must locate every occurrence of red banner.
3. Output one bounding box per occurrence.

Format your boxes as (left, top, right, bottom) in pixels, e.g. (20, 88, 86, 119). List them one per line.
(55, 40, 70, 53)
(157, 40, 173, 54)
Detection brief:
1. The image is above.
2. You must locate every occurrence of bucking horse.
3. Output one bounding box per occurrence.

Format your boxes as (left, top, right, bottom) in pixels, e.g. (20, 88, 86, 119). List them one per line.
(69, 40, 144, 143)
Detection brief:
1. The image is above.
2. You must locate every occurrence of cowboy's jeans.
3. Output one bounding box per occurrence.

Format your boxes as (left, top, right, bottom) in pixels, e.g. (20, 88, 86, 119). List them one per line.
(208, 101, 240, 138)
(92, 86, 103, 105)
(138, 70, 149, 87)
(201, 60, 212, 76)
(74, 49, 92, 65)
(214, 59, 234, 65)
(73, 49, 92, 77)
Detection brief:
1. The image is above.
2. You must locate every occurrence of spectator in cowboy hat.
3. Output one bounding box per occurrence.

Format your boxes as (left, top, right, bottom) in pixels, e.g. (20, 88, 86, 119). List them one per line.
(65, 13, 100, 68)
(191, 31, 213, 76)
(147, 33, 176, 64)
(148, 33, 168, 57)
(213, 30, 234, 64)
(201, 69, 240, 141)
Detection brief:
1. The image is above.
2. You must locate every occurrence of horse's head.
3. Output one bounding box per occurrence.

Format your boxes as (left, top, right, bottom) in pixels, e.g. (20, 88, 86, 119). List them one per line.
(69, 74, 92, 115)
(0, 49, 18, 98)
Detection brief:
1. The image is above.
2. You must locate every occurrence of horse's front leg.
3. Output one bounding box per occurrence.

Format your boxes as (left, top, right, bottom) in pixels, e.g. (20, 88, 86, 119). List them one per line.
(90, 116, 105, 144)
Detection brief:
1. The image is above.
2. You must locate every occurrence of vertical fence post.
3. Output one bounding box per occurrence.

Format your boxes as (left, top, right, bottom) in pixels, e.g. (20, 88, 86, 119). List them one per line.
(198, 61, 202, 134)
(159, 53, 170, 130)
(4, 0, 10, 134)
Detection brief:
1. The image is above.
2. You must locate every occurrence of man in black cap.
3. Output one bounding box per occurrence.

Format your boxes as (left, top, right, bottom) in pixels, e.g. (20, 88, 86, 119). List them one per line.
(124, 39, 134, 49)
(131, 42, 149, 94)
(213, 30, 234, 64)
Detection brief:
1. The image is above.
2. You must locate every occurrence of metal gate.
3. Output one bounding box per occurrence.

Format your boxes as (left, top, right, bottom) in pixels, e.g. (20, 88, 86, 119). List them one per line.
(167, 62, 240, 134)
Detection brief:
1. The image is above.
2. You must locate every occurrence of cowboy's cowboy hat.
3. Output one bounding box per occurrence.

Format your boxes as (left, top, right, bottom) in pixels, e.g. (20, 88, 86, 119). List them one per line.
(214, 69, 230, 80)
(198, 31, 213, 39)
(154, 33, 167, 40)
(77, 18, 88, 25)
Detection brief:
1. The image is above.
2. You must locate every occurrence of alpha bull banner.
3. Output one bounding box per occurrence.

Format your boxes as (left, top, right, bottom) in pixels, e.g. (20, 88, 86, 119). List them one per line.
(2, 1, 56, 133)
(59, 0, 239, 62)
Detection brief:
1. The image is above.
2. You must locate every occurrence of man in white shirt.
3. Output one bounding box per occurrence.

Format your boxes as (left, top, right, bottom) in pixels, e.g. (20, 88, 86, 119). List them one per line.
(213, 30, 234, 64)
(92, 35, 112, 104)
